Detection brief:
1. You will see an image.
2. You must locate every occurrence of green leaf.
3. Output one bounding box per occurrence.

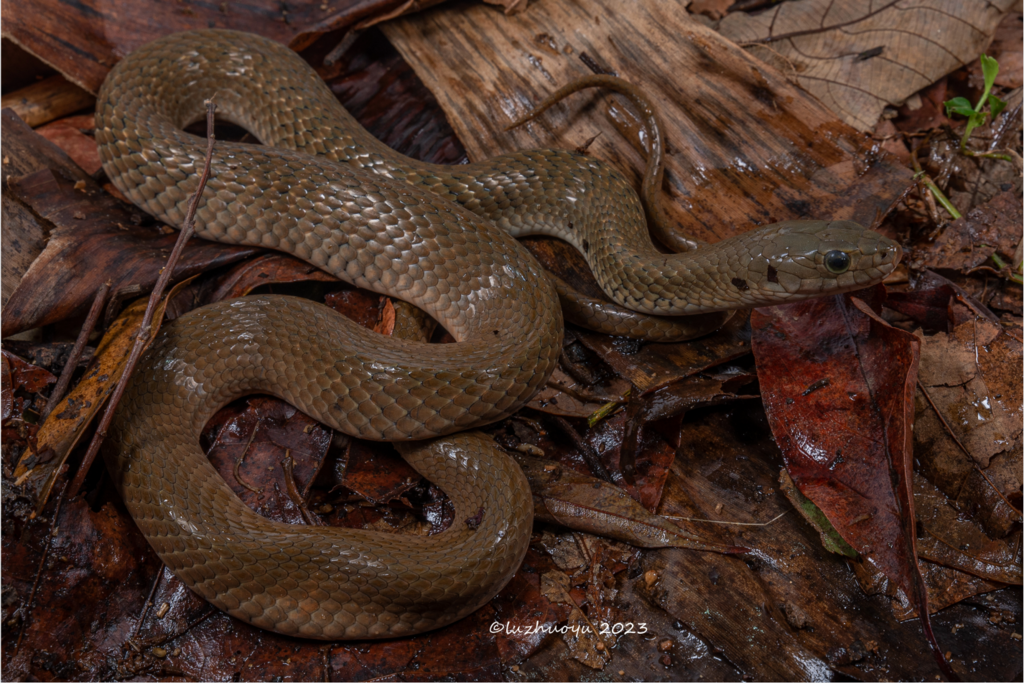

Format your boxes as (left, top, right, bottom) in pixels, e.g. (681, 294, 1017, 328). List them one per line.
(980, 54, 1000, 94)
(989, 94, 1007, 119)
(778, 469, 859, 558)
(944, 96, 975, 118)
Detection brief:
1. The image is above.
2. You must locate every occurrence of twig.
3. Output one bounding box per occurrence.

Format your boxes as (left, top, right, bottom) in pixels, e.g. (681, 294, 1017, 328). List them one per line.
(546, 378, 623, 405)
(40, 281, 110, 422)
(587, 389, 630, 428)
(323, 29, 363, 66)
(14, 474, 70, 656)
(127, 566, 164, 651)
(282, 452, 324, 526)
(69, 101, 218, 497)
(662, 510, 789, 527)
(233, 418, 264, 495)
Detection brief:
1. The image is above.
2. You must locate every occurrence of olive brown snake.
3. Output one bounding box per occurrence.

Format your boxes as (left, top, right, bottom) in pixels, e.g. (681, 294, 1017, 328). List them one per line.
(95, 30, 901, 639)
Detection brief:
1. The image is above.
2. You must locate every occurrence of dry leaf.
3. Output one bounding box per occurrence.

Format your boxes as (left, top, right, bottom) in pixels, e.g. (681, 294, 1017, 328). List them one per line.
(719, 0, 1016, 130)
(540, 570, 609, 669)
(16, 277, 197, 508)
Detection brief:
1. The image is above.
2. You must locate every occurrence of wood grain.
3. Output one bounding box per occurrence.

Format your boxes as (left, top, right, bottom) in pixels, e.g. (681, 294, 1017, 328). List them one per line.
(381, 0, 912, 245)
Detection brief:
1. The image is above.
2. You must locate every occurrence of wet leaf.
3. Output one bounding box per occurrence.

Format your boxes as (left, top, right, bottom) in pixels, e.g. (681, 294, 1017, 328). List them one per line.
(1, 496, 162, 681)
(719, 0, 1016, 131)
(619, 371, 757, 482)
(914, 473, 1020, 586)
(490, 548, 573, 663)
(208, 253, 339, 301)
(328, 439, 420, 506)
(540, 570, 609, 669)
(575, 313, 753, 393)
(527, 366, 630, 418)
(1, 352, 56, 464)
(516, 453, 746, 555)
(0, 351, 57, 398)
(778, 468, 858, 558)
(907, 190, 1022, 274)
(914, 304, 1023, 538)
(203, 396, 333, 525)
(385, 0, 911, 251)
(751, 291, 952, 677)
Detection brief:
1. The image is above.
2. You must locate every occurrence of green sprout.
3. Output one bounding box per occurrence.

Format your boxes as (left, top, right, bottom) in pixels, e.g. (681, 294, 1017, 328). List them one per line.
(943, 55, 1012, 160)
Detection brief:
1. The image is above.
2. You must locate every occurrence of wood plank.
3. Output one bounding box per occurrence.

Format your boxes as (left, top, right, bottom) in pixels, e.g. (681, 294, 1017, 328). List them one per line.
(381, 0, 911, 244)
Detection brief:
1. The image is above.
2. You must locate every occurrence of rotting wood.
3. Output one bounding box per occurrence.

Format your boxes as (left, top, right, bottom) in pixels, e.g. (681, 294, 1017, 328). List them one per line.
(381, 0, 912, 246)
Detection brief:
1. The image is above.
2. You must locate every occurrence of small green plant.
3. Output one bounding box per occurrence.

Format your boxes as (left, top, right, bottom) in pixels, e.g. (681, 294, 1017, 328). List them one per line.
(943, 55, 1010, 159)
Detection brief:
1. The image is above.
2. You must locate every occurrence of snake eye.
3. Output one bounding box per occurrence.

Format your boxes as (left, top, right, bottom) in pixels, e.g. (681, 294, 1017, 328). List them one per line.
(824, 250, 851, 274)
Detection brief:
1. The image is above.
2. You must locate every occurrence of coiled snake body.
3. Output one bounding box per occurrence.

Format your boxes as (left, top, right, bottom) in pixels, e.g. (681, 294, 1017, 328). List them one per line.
(96, 30, 900, 639)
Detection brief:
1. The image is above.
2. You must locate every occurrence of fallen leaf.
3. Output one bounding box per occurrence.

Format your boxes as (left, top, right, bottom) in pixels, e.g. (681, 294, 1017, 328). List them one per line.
(1, 0, 453, 95)
(17, 277, 196, 509)
(526, 366, 631, 418)
(751, 290, 952, 678)
(719, 0, 1016, 130)
(914, 305, 1023, 538)
(894, 78, 951, 133)
(540, 570, 609, 669)
(327, 439, 420, 506)
(1, 496, 162, 681)
(778, 469, 858, 558)
(1, 352, 56, 461)
(990, 10, 1023, 88)
(202, 396, 333, 525)
(914, 473, 1020, 586)
(908, 190, 1022, 274)
(619, 371, 757, 483)
(208, 253, 337, 301)
(490, 548, 573, 663)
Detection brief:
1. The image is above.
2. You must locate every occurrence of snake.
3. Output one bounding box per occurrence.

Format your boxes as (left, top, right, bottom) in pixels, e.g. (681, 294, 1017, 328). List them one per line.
(94, 29, 901, 639)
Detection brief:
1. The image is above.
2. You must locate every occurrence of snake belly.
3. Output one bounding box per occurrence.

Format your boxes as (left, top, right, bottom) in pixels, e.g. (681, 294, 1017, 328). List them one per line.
(95, 29, 901, 639)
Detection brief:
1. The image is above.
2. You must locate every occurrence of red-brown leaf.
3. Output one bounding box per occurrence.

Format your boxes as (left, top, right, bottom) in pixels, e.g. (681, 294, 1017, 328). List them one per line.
(751, 291, 953, 679)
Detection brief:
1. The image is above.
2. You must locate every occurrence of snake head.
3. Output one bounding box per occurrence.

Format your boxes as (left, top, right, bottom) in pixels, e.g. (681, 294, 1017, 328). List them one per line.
(737, 219, 902, 306)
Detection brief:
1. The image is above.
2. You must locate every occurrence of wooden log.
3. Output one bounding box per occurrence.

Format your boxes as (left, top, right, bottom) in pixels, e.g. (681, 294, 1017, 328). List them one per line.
(0, 75, 95, 128)
(381, 0, 911, 245)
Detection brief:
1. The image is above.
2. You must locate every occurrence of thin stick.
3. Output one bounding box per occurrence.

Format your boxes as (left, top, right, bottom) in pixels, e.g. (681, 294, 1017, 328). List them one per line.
(282, 452, 324, 526)
(14, 475, 70, 655)
(130, 566, 164, 644)
(69, 100, 218, 498)
(41, 281, 110, 422)
(662, 510, 790, 527)
(232, 419, 264, 495)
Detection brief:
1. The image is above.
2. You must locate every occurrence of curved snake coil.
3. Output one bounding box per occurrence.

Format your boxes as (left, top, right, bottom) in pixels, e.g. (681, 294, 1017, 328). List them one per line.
(95, 30, 901, 639)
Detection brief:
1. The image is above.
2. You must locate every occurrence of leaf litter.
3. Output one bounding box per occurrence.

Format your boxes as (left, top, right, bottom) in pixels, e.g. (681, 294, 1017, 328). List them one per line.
(2, 1, 1021, 681)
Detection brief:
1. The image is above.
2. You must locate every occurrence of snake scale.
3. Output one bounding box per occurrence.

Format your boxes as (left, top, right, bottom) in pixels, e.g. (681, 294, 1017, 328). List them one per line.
(95, 30, 901, 639)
